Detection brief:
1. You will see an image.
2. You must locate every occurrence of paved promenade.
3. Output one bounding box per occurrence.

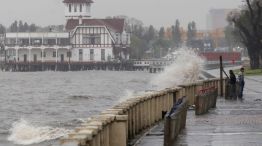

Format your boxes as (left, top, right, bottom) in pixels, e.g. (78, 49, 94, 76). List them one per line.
(137, 76, 262, 146)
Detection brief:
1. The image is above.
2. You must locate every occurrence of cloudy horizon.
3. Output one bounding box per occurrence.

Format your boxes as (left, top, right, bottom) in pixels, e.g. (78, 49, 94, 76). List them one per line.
(0, 0, 243, 29)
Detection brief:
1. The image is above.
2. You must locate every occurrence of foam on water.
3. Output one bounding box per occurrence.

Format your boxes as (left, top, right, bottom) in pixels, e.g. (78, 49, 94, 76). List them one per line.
(8, 119, 72, 145)
(151, 49, 205, 89)
(118, 89, 155, 104)
(117, 89, 135, 103)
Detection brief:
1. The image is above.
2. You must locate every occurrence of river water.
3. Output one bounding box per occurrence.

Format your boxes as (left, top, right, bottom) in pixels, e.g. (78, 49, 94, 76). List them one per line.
(0, 71, 155, 146)
(0, 49, 205, 146)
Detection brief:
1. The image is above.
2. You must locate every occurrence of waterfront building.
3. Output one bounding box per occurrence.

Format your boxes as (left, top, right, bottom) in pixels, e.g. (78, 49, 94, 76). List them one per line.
(1, 0, 130, 64)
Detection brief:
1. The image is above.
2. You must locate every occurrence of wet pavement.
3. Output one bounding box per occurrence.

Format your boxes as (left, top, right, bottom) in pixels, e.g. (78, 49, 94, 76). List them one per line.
(137, 76, 262, 146)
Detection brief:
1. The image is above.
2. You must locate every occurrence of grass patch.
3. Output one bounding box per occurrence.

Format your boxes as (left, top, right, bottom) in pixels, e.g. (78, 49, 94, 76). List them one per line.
(245, 68, 262, 76)
(234, 68, 262, 76)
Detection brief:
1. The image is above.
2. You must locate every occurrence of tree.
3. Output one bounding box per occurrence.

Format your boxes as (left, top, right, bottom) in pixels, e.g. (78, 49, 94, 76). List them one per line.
(159, 27, 165, 40)
(191, 21, 197, 38)
(224, 24, 242, 49)
(24, 22, 29, 32)
(0, 24, 6, 34)
(18, 20, 24, 32)
(8, 20, 39, 32)
(9, 21, 18, 32)
(172, 19, 182, 48)
(187, 21, 197, 48)
(187, 22, 193, 47)
(29, 24, 37, 32)
(130, 35, 147, 59)
(228, 0, 262, 69)
(150, 27, 172, 58)
(145, 25, 156, 42)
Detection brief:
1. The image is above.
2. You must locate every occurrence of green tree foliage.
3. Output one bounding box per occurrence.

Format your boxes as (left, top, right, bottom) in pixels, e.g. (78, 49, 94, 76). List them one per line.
(23, 22, 29, 32)
(0, 24, 6, 34)
(172, 19, 182, 48)
(29, 24, 37, 32)
(9, 20, 38, 32)
(159, 27, 165, 40)
(187, 21, 197, 48)
(152, 27, 172, 58)
(129, 24, 147, 59)
(228, 0, 262, 69)
(224, 24, 242, 49)
(18, 20, 24, 32)
(130, 35, 147, 59)
(144, 25, 156, 42)
(9, 21, 18, 32)
(120, 15, 173, 59)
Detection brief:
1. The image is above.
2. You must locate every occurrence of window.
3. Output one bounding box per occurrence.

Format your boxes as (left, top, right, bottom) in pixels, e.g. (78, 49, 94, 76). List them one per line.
(101, 49, 105, 61)
(74, 4, 77, 12)
(90, 49, 94, 61)
(82, 34, 90, 44)
(67, 51, 71, 57)
(53, 51, 56, 57)
(7, 50, 15, 56)
(115, 34, 119, 44)
(82, 34, 101, 45)
(90, 37, 96, 45)
(31, 39, 42, 46)
(41, 52, 46, 57)
(79, 49, 83, 61)
(80, 4, 82, 12)
(69, 4, 72, 12)
(107, 55, 111, 61)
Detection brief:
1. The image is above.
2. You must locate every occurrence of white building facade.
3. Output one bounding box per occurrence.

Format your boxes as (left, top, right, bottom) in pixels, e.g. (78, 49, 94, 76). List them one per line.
(1, 0, 130, 63)
(3, 32, 70, 63)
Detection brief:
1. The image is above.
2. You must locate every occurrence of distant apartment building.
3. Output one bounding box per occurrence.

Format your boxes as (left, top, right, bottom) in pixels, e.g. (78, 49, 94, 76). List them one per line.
(207, 9, 233, 30)
(0, 0, 130, 63)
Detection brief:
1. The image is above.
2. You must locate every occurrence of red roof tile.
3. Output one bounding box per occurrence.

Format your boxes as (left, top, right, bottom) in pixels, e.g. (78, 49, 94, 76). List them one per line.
(66, 19, 125, 33)
(63, 0, 93, 3)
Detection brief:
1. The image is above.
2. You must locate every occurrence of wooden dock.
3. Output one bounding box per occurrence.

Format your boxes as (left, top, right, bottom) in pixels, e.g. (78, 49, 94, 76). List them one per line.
(1, 61, 135, 72)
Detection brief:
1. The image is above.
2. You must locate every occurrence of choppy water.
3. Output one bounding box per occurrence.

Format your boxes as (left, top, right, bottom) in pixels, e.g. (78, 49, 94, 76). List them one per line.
(0, 71, 155, 146)
(0, 49, 205, 146)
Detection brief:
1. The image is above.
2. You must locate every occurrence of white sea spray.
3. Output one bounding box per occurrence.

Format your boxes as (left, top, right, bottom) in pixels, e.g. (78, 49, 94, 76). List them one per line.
(151, 49, 205, 89)
(8, 119, 72, 145)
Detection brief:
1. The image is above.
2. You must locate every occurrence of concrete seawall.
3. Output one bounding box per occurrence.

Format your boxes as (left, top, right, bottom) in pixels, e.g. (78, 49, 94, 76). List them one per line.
(59, 78, 226, 146)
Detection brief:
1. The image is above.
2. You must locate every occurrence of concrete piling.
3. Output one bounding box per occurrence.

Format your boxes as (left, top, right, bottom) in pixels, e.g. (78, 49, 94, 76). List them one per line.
(60, 79, 223, 146)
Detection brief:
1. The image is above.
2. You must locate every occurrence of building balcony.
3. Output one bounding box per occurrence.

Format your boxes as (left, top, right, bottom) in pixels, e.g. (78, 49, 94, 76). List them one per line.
(5, 45, 71, 50)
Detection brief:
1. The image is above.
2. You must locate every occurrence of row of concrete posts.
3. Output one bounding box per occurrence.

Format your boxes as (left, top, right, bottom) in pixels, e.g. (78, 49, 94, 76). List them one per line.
(59, 78, 227, 146)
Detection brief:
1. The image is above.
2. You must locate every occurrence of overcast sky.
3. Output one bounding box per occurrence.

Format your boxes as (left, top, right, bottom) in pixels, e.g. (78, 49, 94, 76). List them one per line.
(0, 0, 243, 29)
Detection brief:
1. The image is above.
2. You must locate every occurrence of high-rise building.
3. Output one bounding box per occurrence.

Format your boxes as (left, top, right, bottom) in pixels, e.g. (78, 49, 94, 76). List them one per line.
(207, 9, 233, 30)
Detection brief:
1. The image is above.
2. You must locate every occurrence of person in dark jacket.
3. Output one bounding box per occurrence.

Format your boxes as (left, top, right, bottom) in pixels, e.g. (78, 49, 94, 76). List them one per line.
(229, 70, 237, 99)
(238, 67, 245, 99)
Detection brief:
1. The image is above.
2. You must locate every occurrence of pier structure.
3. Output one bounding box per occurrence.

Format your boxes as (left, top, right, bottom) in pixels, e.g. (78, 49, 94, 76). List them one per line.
(133, 59, 174, 73)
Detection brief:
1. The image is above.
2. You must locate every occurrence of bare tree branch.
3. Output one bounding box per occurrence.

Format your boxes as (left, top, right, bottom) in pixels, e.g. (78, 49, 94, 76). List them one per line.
(247, 0, 255, 20)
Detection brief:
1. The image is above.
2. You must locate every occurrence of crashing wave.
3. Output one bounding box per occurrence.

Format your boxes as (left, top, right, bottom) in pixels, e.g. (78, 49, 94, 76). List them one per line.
(151, 48, 205, 89)
(8, 119, 72, 145)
